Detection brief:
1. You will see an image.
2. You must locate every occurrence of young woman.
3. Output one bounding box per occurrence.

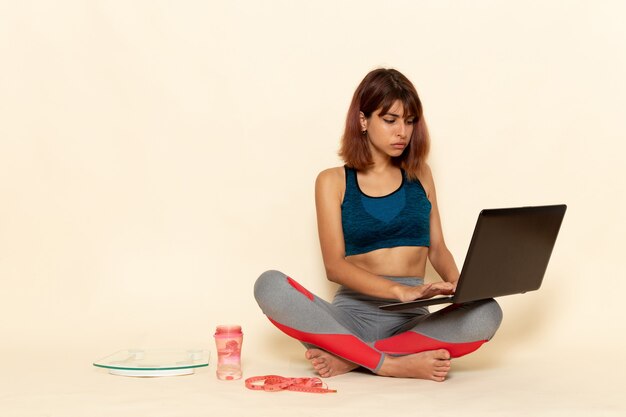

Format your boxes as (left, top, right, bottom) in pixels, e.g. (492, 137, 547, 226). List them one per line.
(254, 68, 502, 381)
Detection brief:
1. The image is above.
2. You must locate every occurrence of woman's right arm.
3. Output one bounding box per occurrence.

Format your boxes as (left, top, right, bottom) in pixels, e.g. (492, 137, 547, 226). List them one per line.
(315, 168, 433, 302)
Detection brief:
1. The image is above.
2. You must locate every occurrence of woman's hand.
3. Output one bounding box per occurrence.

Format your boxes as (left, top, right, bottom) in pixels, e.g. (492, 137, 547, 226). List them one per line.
(391, 282, 456, 303)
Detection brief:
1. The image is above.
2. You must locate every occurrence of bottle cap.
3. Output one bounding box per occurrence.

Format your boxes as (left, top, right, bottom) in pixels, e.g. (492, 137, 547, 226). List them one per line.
(214, 324, 243, 337)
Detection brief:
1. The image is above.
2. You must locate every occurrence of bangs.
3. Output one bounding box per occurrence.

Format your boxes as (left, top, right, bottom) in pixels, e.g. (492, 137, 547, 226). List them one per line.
(377, 90, 420, 120)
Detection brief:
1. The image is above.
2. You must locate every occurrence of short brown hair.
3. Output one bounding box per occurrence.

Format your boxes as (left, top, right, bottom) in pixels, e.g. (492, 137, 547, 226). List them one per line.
(339, 68, 430, 180)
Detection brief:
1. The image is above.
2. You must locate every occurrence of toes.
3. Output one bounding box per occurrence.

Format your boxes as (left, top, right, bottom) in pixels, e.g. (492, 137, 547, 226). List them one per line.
(435, 349, 451, 360)
(317, 365, 331, 378)
(314, 361, 330, 373)
(315, 362, 329, 371)
(305, 349, 322, 360)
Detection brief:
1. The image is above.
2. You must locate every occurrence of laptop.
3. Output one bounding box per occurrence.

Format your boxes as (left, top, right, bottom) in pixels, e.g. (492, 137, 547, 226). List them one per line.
(379, 204, 567, 311)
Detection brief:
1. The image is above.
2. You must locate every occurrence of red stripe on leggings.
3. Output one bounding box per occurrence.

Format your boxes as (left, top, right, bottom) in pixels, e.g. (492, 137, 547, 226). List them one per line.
(268, 318, 381, 370)
(374, 331, 487, 358)
(286, 277, 314, 301)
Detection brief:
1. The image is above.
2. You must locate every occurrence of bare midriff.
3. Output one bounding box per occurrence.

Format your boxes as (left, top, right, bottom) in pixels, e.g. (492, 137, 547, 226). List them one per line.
(346, 246, 429, 278)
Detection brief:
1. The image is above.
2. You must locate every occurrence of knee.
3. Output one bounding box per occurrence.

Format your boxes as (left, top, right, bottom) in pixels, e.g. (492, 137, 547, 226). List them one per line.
(472, 299, 503, 339)
(254, 270, 288, 306)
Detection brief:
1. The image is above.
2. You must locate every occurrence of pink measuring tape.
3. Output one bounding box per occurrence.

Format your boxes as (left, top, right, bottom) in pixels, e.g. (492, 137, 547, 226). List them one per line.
(245, 375, 337, 393)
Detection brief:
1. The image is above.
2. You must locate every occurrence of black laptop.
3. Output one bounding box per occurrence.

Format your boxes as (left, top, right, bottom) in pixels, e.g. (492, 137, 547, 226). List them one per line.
(379, 204, 567, 311)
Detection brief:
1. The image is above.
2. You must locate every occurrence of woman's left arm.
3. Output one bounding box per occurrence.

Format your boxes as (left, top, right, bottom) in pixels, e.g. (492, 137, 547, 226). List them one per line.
(420, 164, 460, 287)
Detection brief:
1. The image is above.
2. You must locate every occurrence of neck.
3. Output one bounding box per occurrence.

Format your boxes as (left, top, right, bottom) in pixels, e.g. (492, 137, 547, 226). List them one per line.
(368, 150, 397, 174)
(368, 162, 396, 175)
(368, 143, 391, 165)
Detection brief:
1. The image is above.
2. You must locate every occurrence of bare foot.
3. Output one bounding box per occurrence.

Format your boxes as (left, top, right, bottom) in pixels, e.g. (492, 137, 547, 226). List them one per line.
(305, 349, 359, 378)
(377, 349, 452, 382)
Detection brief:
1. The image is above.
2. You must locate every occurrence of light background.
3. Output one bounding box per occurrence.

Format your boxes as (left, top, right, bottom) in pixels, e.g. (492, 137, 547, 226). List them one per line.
(1, 1, 625, 415)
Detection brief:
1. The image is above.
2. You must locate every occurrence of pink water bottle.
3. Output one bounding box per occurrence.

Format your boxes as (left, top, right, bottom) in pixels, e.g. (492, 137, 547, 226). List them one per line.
(214, 325, 243, 380)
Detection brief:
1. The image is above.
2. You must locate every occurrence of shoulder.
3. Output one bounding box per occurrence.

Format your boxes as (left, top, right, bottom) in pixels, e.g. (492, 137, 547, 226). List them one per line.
(418, 162, 433, 181)
(316, 166, 345, 187)
(415, 162, 435, 197)
(315, 166, 346, 200)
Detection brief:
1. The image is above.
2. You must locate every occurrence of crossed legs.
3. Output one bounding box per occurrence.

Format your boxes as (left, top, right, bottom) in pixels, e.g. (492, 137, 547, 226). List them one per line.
(254, 270, 502, 381)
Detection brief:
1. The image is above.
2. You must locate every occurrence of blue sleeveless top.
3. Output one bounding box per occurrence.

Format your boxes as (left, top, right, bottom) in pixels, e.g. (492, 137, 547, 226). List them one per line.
(341, 166, 431, 256)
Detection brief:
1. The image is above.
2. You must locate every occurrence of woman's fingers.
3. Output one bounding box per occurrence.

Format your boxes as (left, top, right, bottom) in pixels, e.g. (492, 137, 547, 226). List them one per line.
(430, 282, 455, 295)
(398, 282, 456, 302)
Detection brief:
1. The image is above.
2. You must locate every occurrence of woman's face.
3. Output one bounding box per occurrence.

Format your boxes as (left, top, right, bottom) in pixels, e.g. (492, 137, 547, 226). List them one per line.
(360, 100, 415, 159)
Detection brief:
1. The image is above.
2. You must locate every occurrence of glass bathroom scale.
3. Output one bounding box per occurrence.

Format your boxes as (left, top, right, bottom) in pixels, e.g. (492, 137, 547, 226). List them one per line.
(93, 349, 210, 377)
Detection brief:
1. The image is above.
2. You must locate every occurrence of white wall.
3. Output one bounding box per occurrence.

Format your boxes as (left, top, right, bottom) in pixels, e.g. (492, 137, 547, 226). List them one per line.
(1, 0, 624, 362)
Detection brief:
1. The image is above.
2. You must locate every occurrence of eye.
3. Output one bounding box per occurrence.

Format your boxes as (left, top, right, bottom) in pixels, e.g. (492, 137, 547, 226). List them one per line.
(383, 118, 395, 124)
(407, 119, 416, 125)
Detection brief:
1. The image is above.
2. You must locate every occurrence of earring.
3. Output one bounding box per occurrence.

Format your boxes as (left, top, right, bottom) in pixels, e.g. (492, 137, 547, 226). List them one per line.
(361, 129, 367, 135)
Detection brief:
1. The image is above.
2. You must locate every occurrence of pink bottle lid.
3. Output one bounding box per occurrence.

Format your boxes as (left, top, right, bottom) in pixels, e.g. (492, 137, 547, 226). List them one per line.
(214, 324, 243, 337)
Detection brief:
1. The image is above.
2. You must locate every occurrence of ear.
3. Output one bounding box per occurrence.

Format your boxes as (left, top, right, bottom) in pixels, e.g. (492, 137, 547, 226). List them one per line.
(359, 111, 368, 131)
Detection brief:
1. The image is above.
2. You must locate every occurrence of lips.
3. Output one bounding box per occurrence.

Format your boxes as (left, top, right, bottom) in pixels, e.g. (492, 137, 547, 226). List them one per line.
(392, 142, 407, 149)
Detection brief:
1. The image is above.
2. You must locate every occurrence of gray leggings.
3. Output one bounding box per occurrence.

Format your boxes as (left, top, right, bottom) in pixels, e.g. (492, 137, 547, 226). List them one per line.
(254, 270, 503, 373)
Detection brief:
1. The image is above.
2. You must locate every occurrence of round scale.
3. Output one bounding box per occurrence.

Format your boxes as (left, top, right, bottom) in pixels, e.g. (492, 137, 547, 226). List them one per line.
(93, 349, 209, 377)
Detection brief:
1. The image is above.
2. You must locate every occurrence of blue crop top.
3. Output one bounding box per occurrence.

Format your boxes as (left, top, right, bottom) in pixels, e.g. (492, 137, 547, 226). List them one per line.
(341, 166, 431, 256)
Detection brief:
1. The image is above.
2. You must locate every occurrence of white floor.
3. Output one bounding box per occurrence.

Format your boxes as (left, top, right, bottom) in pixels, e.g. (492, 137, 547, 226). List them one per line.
(2, 343, 623, 417)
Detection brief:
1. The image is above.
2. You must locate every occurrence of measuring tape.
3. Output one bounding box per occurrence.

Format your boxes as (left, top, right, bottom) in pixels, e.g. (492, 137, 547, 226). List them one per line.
(245, 375, 337, 394)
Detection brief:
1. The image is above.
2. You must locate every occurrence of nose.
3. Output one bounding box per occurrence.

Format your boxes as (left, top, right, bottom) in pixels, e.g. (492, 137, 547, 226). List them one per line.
(397, 122, 408, 138)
